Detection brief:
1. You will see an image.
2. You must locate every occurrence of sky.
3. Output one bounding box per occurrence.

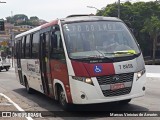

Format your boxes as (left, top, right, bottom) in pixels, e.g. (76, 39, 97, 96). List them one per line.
(0, 0, 156, 22)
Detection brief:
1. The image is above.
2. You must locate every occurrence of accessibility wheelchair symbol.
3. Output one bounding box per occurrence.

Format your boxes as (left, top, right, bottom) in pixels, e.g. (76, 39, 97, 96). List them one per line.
(94, 65, 102, 73)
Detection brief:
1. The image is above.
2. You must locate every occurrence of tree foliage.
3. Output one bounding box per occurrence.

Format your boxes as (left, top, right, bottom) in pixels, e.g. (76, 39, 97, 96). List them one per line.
(6, 14, 40, 26)
(141, 16, 160, 63)
(96, 1, 160, 58)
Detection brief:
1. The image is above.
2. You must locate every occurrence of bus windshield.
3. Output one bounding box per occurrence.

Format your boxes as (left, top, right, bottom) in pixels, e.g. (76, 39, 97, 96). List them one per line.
(62, 21, 140, 59)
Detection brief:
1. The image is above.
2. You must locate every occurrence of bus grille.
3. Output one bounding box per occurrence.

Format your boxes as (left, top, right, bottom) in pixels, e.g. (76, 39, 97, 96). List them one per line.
(97, 73, 134, 97)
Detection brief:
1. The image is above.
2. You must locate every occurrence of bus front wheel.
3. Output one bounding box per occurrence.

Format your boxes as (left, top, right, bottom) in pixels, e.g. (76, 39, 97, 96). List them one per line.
(58, 87, 70, 110)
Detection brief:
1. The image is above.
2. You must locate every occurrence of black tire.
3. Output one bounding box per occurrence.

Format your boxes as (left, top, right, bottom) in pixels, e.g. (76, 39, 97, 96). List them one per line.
(58, 87, 70, 110)
(6, 67, 9, 71)
(0, 68, 1, 72)
(24, 78, 33, 94)
(119, 99, 131, 104)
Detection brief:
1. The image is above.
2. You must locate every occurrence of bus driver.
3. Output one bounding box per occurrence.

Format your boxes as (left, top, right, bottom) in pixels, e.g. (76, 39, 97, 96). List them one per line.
(103, 33, 118, 52)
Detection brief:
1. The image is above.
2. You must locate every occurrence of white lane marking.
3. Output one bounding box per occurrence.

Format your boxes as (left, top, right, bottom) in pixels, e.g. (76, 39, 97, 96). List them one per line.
(146, 73, 160, 78)
(0, 93, 33, 120)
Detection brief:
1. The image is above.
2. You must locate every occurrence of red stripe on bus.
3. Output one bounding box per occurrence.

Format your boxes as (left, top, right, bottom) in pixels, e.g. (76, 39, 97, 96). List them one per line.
(41, 20, 58, 29)
(71, 60, 115, 77)
(50, 60, 73, 103)
(71, 61, 90, 77)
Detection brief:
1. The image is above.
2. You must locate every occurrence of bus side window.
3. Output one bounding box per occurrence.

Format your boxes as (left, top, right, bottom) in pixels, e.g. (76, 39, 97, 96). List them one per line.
(50, 30, 65, 60)
(51, 32, 57, 49)
(14, 41, 17, 58)
(31, 32, 39, 59)
(25, 35, 30, 58)
(21, 37, 24, 58)
(22, 36, 26, 58)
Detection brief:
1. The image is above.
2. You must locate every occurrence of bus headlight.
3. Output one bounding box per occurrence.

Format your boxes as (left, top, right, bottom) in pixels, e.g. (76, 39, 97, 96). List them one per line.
(72, 76, 94, 85)
(136, 69, 146, 80)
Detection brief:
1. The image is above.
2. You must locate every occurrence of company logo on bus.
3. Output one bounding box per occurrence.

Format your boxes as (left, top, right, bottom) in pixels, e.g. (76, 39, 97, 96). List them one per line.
(112, 76, 120, 82)
(94, 65, 102, 73)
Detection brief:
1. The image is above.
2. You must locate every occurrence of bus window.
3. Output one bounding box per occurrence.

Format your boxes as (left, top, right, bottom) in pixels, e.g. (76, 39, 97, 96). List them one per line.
(50, 30, 65, 60)
(32, 32, 39, 58)
(22, 36, 26, 58)
(45, 32, 50, 56)
(25, 35, 31, 58)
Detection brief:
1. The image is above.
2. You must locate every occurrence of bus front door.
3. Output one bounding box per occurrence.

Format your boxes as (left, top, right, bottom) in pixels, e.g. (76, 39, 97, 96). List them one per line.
(39, 33, 53, 96)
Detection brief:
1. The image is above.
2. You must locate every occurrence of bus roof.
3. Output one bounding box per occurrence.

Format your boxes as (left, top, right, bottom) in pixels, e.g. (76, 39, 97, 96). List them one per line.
(15, 26, 41, 39)
(15, 19, 58, 39)
(60, 16, 122, 23)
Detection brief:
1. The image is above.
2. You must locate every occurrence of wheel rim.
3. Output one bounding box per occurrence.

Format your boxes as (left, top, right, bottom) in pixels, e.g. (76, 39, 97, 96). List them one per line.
(60, 90, 66, 106)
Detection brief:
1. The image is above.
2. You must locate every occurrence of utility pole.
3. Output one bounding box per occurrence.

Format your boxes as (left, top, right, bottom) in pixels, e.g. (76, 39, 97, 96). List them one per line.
(118, 0, 120, 18)
(87, 6, 100, 16)
(87, 6, 99, 11)
(11, 29, 14, 67)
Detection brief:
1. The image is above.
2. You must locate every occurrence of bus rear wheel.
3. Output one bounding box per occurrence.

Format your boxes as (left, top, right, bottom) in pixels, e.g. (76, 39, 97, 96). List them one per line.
(24, 77, 33, 94)
(5, 67, 9, 71)
(58, 87, 70, 110)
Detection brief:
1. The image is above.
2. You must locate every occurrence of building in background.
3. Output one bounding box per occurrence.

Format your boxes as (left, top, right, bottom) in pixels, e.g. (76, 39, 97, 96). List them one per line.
(0, 20, 34, 57)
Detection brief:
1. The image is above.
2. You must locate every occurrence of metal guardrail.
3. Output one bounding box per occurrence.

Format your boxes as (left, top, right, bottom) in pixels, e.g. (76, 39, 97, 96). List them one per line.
(143, 56, 160, 65)
(145, 59, 160, 65)
(144, 56, 152, 61)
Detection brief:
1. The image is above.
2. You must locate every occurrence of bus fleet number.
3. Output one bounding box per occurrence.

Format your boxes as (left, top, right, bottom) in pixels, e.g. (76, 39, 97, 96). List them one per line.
(119, 64, 133, 69)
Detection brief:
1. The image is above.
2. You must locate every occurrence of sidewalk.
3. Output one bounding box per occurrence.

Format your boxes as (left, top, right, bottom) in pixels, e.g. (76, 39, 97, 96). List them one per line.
(146, 65, 160, 78)
(0, 86, 27, 119)
(0, 94, 17, 111)
(0, 93, 28, 120)
(0, 87, 18, 112)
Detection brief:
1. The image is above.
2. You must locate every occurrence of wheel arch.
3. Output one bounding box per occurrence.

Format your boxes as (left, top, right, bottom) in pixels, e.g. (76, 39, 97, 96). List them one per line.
(53, 79, 68, 103)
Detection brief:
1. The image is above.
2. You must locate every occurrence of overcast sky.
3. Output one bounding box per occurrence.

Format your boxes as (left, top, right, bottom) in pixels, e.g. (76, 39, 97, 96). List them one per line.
(0, 0, 155, 21)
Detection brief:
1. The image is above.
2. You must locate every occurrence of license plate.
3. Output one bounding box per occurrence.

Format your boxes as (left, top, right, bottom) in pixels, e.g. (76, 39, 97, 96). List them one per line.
(110, 83, 125, 91)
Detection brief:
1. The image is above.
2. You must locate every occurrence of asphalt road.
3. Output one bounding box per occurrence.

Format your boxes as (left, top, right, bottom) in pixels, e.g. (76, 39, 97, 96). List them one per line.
(0, 66, 160, 120)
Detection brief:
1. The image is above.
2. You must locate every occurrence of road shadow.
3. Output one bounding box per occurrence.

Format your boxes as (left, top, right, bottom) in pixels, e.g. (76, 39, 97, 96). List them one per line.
(13, 88, 149, 117)
(13, 88, 61, 110)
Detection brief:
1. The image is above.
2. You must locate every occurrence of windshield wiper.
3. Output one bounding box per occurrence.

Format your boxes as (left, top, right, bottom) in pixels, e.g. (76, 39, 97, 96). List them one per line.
(71, 56, 114, 62)
(114, 50, 136, 54)
(104, 50, 137, 55)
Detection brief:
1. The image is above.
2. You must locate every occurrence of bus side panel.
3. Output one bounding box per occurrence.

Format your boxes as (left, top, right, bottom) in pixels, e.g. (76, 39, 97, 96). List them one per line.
(14, 58, 19, 82)
(50, 60, 73, 103)
(21, 59, 43, 92)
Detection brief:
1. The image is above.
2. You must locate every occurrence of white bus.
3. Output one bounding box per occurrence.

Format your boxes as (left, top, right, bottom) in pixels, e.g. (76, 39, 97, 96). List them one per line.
(14, 15, 146, 110)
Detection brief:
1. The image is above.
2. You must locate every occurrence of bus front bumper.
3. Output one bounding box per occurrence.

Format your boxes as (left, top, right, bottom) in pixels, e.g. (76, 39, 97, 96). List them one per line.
(69, 73, 146, 104)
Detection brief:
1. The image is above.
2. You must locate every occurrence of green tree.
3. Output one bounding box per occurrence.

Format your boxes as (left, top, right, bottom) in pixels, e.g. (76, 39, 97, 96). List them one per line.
(6, 16, 14, 24)
(30, 16, 39, 21)
(141, 16, 160, 64)
(6, 14, 41, 27)
(29, 16, 39, 26)
(13, 14, 29, 26)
